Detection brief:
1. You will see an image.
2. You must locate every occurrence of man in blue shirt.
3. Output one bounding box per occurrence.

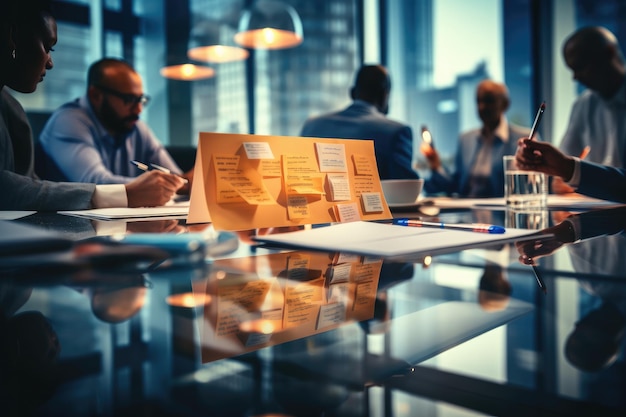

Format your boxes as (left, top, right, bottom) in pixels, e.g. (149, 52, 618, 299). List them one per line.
(300, 65, 419, 180)
(39, 58, 192, 191)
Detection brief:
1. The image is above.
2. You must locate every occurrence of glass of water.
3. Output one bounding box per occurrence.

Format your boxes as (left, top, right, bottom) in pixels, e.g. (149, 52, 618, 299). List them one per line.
(503, 155, 547, 209)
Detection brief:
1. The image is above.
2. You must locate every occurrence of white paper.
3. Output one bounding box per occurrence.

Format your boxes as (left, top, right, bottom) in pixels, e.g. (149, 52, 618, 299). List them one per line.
(58, 203, 189, 221)
(0, 211, 36, 220)
(361, 192, 384, 213)
(243, 142, 274, 159)
(317, 302, 346, 329)
(327, 173, 351, 201)
(328, 263, 352, 284)
(254, 221, 540, 258)
(315, 143, 348, 172)
(336, 202, 361, 223)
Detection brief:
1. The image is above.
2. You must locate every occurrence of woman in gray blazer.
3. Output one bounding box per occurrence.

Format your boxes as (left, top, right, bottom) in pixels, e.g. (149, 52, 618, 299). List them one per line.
(0, 0, 184, 210)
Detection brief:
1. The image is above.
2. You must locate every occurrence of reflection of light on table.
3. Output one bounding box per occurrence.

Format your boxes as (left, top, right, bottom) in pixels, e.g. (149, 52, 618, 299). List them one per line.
(166, 292, 211, 308)
(250, 413, 295, 417)
(239, 319, 281, 335)
(423, 255, 432, 267)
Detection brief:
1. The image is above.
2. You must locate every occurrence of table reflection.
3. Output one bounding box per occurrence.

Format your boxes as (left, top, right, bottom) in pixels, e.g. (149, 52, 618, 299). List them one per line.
(199, 251, 384, 363)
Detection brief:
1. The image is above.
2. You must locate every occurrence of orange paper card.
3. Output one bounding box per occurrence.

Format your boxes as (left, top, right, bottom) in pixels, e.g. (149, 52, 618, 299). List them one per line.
(187, 132, 392, 230)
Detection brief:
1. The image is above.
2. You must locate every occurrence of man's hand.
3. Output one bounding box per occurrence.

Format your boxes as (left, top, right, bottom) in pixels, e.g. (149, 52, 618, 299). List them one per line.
(514, 218, 576, 265)
(176, 168, 194, 195)
(515, 138, 576, 180)
(420, 143, 442, 170)
(125, 171, 185, 207)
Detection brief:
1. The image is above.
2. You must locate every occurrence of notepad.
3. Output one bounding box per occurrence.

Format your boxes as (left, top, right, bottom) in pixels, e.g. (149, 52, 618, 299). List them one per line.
(253, 221, 540, 258)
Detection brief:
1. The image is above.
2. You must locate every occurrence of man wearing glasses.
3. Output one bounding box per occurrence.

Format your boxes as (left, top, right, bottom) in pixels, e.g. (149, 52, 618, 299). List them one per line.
(38, 58, 192, 191)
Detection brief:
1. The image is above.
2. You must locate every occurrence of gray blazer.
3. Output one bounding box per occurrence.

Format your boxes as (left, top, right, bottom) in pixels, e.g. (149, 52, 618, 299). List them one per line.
(425, 123, 532, 197)
(300, 101, 419, 180)
(0, 89, 95, 211)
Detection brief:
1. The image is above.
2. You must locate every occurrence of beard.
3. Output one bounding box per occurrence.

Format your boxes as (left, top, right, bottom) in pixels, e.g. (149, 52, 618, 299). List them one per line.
(99, 99, 139, 135)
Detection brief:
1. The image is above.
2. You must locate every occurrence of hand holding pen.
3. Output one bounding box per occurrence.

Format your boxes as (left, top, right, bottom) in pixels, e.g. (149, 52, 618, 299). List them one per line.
(515, 102, 576, 179)
(131, 160, 188, 183)
(125, 169, 186, 207)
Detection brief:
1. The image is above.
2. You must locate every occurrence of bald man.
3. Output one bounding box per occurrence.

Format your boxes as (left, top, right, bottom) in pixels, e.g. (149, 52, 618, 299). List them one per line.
(300, 64, 419, 180)
(559, 26, 626, 172)
(421, 79, 534, 197)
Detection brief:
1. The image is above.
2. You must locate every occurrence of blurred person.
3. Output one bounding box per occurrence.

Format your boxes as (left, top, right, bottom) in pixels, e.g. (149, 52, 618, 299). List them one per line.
(0, 0, 184, 210)
(0, 279, 61, 415)
(565, 301, 626, 373)
(300, 64, 419, 180)
(555, 26, 626, 193)
(421, 80, 534, 197)
(39, 57, 193, 193)
(88, 275, 149, 323)
(516, 137, 626, 203)
(478, 263, 512, 312)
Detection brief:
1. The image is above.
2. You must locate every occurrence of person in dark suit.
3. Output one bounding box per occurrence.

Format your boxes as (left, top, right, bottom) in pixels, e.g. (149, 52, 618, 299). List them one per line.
(0, 0, 184, 210)
(516, 137, 626, 203)
(421, 80, 534, 197)
(300, 64, 419, 180)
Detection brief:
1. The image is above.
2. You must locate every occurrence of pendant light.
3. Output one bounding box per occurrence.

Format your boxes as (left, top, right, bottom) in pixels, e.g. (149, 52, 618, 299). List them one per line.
(234, 0, 303, 50)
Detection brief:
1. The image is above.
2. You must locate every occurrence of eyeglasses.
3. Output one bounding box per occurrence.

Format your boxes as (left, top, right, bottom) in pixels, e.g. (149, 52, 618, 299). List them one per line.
(95, 85, 151, 107)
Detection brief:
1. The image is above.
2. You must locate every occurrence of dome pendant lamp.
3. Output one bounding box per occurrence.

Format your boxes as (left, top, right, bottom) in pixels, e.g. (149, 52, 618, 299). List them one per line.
(234, 0, 303, 50)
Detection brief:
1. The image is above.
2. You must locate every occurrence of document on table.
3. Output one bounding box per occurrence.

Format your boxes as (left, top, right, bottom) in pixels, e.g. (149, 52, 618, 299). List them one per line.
(0, 211, 36, 220)
(253, 221, 540, 258)
(58, 201, 189, 221)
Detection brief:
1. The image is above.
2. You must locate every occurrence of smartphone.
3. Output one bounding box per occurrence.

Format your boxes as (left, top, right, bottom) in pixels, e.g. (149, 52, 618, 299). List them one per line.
(421, 125, 434, 149)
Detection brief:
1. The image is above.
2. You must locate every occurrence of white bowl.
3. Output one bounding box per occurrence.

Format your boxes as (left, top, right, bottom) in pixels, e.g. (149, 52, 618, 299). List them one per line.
(381, 179, 424, 206)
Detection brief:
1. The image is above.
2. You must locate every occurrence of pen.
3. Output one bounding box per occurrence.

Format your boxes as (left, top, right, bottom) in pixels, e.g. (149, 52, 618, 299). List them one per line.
(150, 163, 171, 173)
(531, 264, 547, 294)
(130, 160, 150, 171)
(152, 163, 189, 183)
(528, 101, 546, 140)
(393, 218, 506, 234)
(130, 160, 188, 183)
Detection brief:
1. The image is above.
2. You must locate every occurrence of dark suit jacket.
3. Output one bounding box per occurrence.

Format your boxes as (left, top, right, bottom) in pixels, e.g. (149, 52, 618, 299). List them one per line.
(577, 161, 626, 203)
(0, 89, 95, 211)
(300, 101, 419, 180)
(424, 123, 531, 197)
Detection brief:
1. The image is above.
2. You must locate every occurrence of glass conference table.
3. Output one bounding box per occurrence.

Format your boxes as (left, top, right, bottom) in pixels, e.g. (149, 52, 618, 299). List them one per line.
(1, 203, 625, 417)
